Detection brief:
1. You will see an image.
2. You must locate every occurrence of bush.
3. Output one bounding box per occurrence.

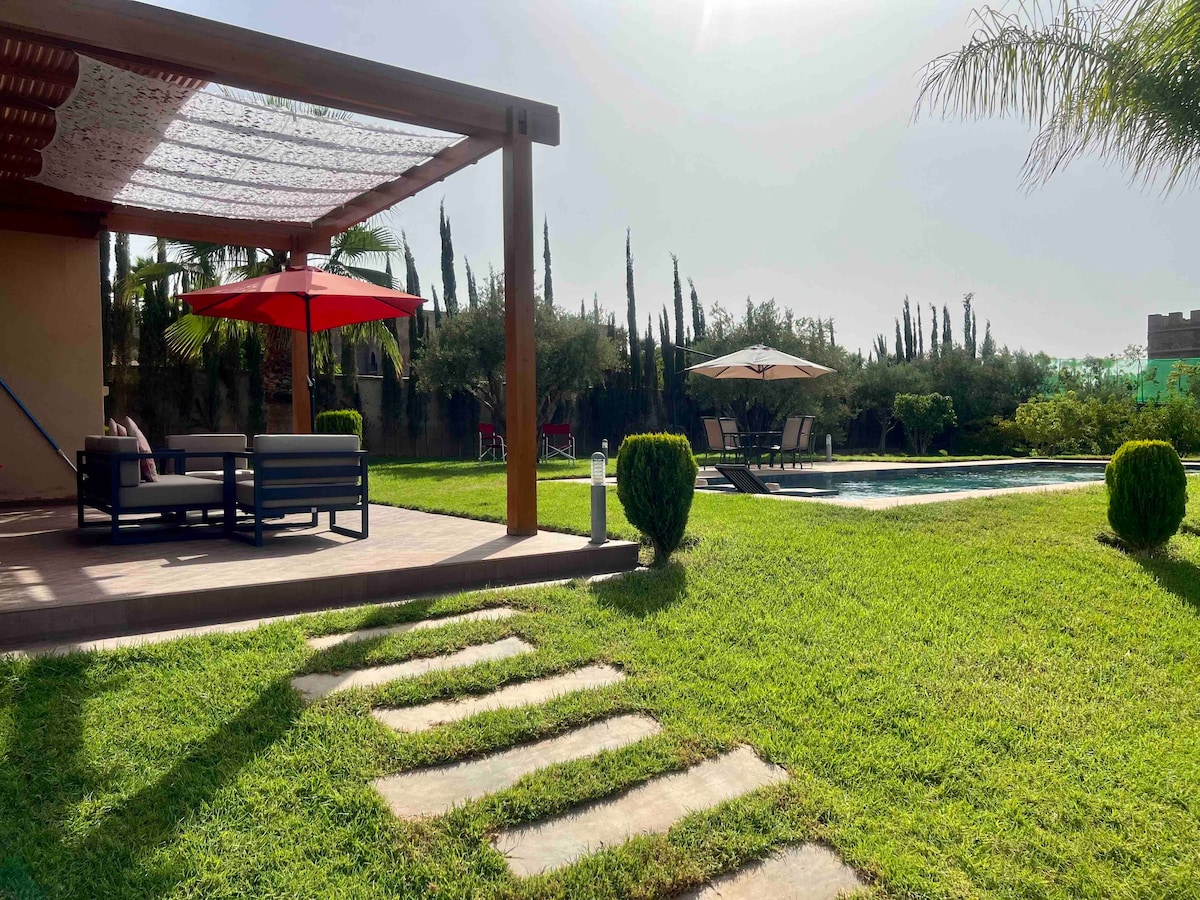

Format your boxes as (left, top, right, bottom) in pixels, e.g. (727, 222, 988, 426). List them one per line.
(616, 433, 698, 566)
(893, 392, 956, 455)
(1105, 440, 1187, 554)
(316, 409, 364, 443)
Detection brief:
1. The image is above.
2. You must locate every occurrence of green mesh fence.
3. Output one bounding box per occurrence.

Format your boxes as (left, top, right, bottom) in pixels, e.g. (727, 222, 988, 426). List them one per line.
(1047, 357, 1200, 402)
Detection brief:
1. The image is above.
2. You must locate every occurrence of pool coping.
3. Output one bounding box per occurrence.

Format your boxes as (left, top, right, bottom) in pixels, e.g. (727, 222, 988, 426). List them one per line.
(696, 458, 1116, 510)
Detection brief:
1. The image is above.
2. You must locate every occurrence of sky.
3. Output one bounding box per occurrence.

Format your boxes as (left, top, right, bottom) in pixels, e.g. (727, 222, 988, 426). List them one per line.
(142, 0, 1200, 359)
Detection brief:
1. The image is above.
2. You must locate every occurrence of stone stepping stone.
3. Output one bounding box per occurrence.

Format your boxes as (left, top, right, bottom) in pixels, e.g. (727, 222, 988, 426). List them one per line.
(374, 714, 662, 818)
(492, 745, 788, 877)
(291, 637, 534, 700)
(677, 843, 865, 899)
(307, 607, 517, 650)
(372, 663, 626, 733)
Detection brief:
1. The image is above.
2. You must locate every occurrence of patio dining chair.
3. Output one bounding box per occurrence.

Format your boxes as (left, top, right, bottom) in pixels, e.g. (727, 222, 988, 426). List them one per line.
(718, 417, 745, 462)
(478, 423, 506, 462)
(702, 416, 738, 463)
(541, 423, 576, 461)
(770, 415, 816, 469)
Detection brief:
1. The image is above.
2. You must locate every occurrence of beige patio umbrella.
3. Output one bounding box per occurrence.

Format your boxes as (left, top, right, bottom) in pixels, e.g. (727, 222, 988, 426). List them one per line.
(685, 344, 836, 380)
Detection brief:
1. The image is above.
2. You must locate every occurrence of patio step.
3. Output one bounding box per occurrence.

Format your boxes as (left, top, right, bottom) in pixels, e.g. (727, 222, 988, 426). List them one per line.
(677, 843, 865, 899)
(372, 663, 626, 733)
(307, 607, 517, 650)
(374, 714, 661, 818)
(491, 745, 788, 877)
(291, 636, 534, 700)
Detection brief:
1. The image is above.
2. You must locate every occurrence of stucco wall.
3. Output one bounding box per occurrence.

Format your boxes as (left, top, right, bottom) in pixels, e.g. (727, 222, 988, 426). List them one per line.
(0, 230, 101, 502)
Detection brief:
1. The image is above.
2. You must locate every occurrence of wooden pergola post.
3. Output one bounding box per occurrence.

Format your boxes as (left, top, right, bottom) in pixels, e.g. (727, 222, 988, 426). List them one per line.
(289, 249, 312, 434)
(503, 107, 537, 536)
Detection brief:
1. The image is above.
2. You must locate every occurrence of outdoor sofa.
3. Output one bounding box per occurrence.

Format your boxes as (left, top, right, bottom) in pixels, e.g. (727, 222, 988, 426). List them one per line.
(77, 433, 368, 546)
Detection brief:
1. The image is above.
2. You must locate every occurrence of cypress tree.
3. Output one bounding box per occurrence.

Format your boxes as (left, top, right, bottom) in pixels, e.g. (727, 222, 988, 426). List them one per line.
(894, 319, 903, 363)
(643, 315, 657, 396)
(929, 303, 939, 357)
(942, 304, 952, 349)
(381, 257, 403, 446)
(439, 200, 457, 315)
(902, 297, 914, 361)
(593, 293, 600, 324)
(659, 305, 674, 424)
(689, 278, 706, 341)
(981, 320, 996, 359)
(580, 298, 587, 318)
(626, 229, 640, 394)
(874, 334, 889, 363)
(403, 235, 426, 441)
(916, 303, 924, 358)
(828, 318, 835, 347)
(671, 254, 686, 352)
(431, 285, 442, 329)
(962, 293, 975, 358)
(464, 258, 479, 310)
(542, 217, 554, 309)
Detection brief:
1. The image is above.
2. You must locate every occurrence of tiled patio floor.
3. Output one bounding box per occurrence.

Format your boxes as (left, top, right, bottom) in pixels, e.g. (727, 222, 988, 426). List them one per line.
(0, 504, 637, 647)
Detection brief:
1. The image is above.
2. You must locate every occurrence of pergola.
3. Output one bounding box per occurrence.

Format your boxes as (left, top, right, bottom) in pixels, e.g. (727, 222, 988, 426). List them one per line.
(0, 0, 558, 535)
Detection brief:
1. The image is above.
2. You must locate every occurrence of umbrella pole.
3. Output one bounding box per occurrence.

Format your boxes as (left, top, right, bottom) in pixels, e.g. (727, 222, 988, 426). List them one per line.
(305, 297, 316, 433)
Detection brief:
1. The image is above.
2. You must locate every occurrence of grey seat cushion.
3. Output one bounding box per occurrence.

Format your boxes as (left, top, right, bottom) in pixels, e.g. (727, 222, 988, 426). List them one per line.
(84, 435, 140, 488)
(119, 474, 224, 509)
(249, 433, 363, 489)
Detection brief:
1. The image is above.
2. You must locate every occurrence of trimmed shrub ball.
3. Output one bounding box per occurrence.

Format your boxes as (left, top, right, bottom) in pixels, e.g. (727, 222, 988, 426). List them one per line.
(316, 409, 364, 442)
(1105, 439, 1187, 554)
(616, 433, 699, 566)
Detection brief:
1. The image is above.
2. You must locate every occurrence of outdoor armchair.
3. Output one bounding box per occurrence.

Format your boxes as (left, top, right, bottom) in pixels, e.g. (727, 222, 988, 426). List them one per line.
(478, 423, 506, 462)
(541, 423, 576, 461)
(233, 434, 368, 547)
(77, 435, 236, 543)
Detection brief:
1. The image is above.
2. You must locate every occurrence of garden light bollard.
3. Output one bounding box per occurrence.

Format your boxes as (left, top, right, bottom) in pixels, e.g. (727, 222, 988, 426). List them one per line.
(590, 451, 608, 545)
(825, 434, 833, 463)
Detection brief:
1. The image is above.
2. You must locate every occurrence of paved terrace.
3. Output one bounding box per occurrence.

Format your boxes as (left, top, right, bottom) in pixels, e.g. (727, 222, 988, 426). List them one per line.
(0, 504, 637, 648)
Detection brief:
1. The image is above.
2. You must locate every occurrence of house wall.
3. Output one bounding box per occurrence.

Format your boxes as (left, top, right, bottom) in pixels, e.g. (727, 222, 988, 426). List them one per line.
(0, 230, 102, 502)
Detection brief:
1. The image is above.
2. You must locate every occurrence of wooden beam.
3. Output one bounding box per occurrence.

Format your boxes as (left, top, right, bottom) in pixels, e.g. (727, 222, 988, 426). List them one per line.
(503, 107, 537, 536)
(311, 134, 503, 238)
(103, 206, 330, 254)
(0, 205, 99, 238)
(0, 0, 560, 145)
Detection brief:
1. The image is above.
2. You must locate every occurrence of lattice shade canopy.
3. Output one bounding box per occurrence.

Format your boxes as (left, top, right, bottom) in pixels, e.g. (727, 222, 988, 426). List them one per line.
(25, 55, 463, 225)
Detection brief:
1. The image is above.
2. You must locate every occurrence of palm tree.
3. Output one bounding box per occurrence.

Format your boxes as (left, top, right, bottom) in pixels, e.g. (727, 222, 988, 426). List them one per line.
(161, 223, 404, 372)
(917, 0, 1200, 192)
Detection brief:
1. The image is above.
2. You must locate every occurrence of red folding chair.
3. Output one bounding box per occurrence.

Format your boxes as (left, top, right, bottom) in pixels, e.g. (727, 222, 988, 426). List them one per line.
(541, 423, 576, 461)
(478, 423, 506, 462)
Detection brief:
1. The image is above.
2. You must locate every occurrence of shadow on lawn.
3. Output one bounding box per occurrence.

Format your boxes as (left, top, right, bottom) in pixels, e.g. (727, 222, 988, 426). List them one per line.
(1137, 553, 1200, 612)
(590, 562, 687, 617)
(1, 659, 303, 898)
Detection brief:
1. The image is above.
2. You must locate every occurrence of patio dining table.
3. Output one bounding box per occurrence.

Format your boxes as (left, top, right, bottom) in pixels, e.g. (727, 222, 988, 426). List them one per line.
(734, 430, 782, 468)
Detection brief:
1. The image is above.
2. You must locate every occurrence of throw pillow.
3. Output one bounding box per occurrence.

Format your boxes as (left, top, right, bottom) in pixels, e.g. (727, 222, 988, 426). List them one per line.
(107, 418, 127, 437)
(123, 416, 158, 482)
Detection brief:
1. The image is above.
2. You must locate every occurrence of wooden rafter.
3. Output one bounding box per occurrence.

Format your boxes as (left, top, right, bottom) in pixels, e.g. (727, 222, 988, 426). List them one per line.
(0, 0, 559, 145)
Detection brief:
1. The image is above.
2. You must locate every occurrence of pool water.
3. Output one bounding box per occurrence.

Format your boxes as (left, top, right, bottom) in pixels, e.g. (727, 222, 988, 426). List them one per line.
(731, 463, 1112, 500)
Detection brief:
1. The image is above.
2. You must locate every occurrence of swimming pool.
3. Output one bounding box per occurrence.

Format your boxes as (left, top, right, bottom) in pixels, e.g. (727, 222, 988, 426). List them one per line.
(708, 462, 1114, 501)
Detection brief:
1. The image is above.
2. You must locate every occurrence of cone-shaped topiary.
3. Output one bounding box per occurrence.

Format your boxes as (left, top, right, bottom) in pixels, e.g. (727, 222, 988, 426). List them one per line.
(1105, 439, 1187, 554)
(616, 433, 698, 566)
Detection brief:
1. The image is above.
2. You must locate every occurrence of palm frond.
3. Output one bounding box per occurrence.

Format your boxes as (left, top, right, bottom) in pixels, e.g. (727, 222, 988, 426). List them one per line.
(916, 0, 1200, 191)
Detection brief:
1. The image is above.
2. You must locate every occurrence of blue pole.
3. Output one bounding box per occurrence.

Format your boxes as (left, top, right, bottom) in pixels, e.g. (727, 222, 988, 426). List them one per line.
(0, 372, 77, 472)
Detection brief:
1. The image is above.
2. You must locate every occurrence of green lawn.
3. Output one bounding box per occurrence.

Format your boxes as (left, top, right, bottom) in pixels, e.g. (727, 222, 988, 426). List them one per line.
(4, 465, 1200, 898)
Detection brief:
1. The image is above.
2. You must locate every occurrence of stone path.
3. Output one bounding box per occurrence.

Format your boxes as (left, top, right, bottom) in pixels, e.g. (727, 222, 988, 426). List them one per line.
(372, 663, 626, 733)
(491, 745, 789, 877)
(677, 843, 865, 899)
(374, 714, 661, 817)
(295, 610, 862, 894)
(307, 607, 517, 650)
(291, 636, 533, 700)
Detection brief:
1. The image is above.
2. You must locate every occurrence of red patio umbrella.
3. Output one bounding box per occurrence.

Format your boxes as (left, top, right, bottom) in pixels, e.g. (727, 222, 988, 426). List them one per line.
(182, 266, 424, 432)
